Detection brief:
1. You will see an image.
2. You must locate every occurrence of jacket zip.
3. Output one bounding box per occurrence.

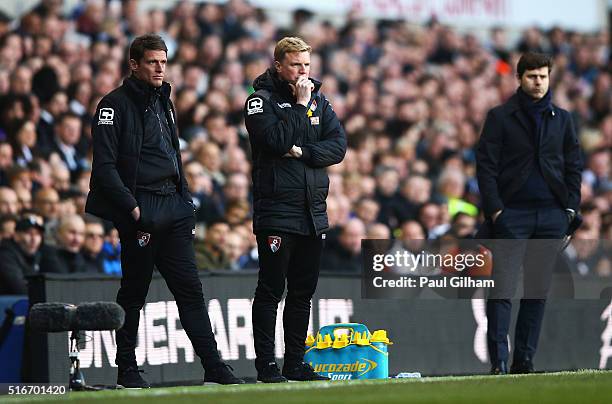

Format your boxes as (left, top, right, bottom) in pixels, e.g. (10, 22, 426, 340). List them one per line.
(152, 102, 180, 177)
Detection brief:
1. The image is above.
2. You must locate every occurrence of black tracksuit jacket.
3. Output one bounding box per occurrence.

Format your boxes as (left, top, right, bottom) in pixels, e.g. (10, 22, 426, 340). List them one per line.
(244, 68, 347, 236)
(85, 76, 191, 224)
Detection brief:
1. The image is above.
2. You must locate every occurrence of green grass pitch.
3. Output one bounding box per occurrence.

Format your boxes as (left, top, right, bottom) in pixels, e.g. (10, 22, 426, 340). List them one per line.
(3, 370, 611, 404)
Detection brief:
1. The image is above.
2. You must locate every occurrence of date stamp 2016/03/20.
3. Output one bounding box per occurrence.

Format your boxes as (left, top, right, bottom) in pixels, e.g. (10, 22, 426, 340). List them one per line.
(1, 384, 68, 395)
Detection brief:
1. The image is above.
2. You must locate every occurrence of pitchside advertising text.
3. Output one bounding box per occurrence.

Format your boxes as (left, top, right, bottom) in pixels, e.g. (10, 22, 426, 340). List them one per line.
(61, 296, 612, 375)
(27, 274, 610, 383)
(65, 298, 354, 369)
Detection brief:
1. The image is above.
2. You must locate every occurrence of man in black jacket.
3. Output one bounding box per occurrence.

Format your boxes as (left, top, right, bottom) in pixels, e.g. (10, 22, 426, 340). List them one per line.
(40, 213, 86, 274)
(476, 52, 582, 375)
(244, 37, 347, 382)
(0, 213, 47, 294)
(85, 34, 243, 388)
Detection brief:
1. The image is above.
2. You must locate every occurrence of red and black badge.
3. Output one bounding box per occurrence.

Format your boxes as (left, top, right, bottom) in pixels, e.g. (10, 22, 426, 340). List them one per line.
(137, 231, 151, 247)
(268, 236, 282, 253)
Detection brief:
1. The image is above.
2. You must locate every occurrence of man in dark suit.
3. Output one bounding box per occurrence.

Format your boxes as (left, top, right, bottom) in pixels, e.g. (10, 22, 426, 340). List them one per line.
(49, 112, 88, 181)
(476, 52, 582, 374)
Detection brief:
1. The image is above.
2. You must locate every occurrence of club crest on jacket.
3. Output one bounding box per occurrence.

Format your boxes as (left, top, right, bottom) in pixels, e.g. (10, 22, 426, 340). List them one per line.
(137, 231, 151, 247)
(268, 236, 281, 253)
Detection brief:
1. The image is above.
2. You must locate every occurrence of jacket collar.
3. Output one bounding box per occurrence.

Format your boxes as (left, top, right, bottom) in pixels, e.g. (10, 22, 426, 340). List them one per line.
(252, 68, 323, 100)
(505, 93, 529, 132)
(506, 90, 555, 114)
(505, 90, 556, 133)
(123, 75, 172, 108)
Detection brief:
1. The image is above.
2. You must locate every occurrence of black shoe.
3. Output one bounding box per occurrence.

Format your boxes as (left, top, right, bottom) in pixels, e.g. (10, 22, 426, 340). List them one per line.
(510, 360, 535, 374)
(283, 362, 330, 381)
(204, 363, 245, 385)
(257, 362, 288, 383)
(117, 366, 150, 388)
(490, 361, 508, 375)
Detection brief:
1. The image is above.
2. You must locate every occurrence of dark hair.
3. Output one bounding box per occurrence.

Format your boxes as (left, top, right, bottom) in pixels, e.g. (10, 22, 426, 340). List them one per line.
(6, 118, 30, 140)
(516, 52, 553, 78)
(129, 34, 168, 63)
(56, 111, 81, 125)
(83, 213, 104, 227)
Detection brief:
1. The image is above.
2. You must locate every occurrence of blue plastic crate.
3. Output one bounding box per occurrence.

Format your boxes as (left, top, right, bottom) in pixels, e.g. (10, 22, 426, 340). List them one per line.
(304, 323, 392, 380)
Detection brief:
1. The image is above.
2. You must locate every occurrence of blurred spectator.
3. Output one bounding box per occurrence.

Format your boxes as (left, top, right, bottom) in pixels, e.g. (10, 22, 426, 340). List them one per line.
(0, 141, 12, 185)
(0, 186, 18, 215)
(0, 213, 16, 240)
(6, 165, 32, 193)
(7, 118, 38, 167)
(195, 220, 230, 270)
(81, 215, 105, 273)
(184, 159, 223, 224)
(40, 213, 86, 273)
(320, 218, 365, 272)
(441, 212, 478, 240)
(33, 186, 60, 245)
(391, 175, 432, 225)
(15, 187, 31, 211)
(366, 222, 391, 239)
(101, 226, 121, 276)
(225, 231, 246, 271)
(51, 163, 71, 192)
(0, 213, 51, 294)
(225, 200, 250, 226)
(390, 220, 430, 275)
(582, 148, 610, 194)
(354, 198, 380, 227)
(564, 230, 611, 277)
(49, 112, 87, 181)
(222, 172, 250, 212)
(418, 202, 442, 238)
(373, 166, 401, 228)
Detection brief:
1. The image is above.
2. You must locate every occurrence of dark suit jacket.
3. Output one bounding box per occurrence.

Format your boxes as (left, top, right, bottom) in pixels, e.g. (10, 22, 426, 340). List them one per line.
(40, 247, 85, 274)
(0, 240, 39, 294)
(0, 240, 60, 294)
(476, 93, 582, 218)
(50, 140, 87, 173)
(320, 243, 361, 273)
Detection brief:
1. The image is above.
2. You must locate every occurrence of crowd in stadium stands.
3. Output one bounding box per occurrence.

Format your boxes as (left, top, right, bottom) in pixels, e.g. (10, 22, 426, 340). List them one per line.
(0, 0, 610, 295)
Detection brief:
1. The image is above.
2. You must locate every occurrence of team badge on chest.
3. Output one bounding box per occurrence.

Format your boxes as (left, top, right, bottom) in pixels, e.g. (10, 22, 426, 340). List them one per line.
(268, 236, 282, 253)
(307, 100, 317, 117)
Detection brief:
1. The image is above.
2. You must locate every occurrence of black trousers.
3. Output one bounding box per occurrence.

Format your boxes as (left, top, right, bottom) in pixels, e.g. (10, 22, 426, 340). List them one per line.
(114, 191, 222, 370)
(252, 230, 323, 370)
(487, 206, 568, 365)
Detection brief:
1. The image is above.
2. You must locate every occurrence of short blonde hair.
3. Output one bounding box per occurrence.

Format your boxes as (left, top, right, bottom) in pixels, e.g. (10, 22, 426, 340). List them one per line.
(274, 37, 312, 62)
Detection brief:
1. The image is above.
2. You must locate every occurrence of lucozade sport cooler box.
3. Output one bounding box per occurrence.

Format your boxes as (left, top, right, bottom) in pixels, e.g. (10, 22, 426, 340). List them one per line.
(304, 323, 392, 380)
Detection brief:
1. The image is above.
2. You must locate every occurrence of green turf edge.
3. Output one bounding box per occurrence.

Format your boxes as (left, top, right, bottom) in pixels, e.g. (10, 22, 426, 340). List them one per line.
(2, 370, 610, 403)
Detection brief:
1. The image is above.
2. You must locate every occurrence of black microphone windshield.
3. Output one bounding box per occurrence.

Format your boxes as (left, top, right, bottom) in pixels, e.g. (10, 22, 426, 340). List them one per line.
(74, 302, 125, 331)
(29, 303, 77, 332)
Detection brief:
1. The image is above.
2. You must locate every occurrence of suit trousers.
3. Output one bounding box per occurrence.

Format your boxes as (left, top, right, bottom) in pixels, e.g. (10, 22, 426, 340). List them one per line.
(114, 190, 222, 371)
(487, 206, 568, 365)
(252, 230, 323, 371)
